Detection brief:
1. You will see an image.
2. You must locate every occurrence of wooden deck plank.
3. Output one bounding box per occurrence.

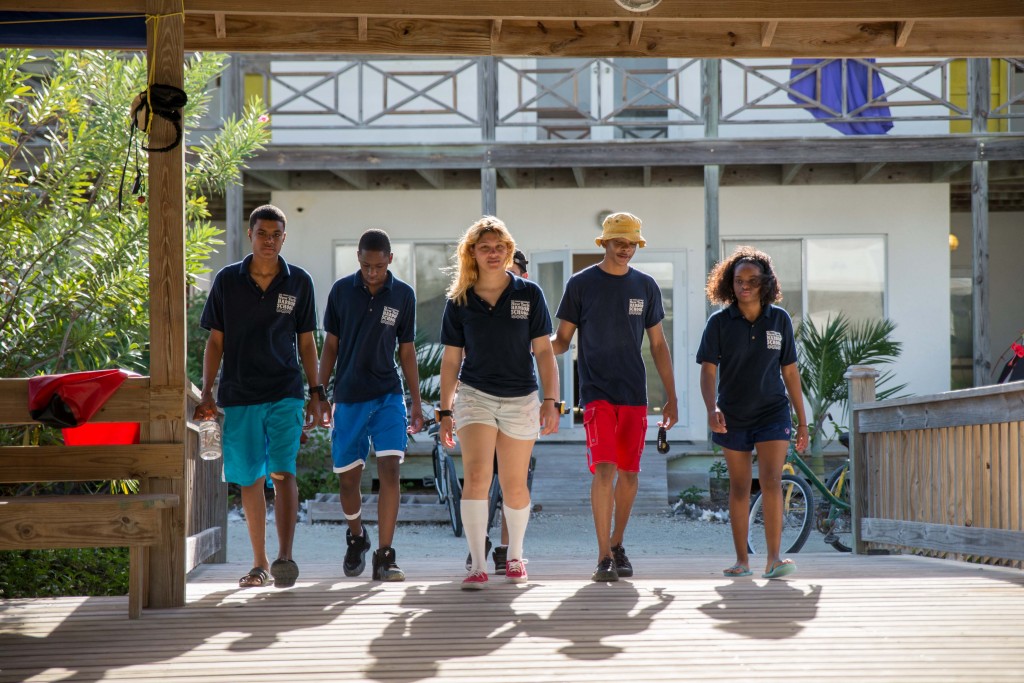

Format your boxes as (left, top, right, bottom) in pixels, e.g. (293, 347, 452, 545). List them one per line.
(3, 555, 1024, 682)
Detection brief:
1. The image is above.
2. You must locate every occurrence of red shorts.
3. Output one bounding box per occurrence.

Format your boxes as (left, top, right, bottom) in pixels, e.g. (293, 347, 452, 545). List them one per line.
(583, 400, 648, 474)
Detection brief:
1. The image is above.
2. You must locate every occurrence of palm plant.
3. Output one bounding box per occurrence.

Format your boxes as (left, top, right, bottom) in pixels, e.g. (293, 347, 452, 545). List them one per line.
(796, 313, 905, 474)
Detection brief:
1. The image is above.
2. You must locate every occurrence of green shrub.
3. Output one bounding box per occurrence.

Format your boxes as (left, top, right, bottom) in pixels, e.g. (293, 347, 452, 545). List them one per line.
(679, 485, 706, 505)
(0, 547, 129, 599)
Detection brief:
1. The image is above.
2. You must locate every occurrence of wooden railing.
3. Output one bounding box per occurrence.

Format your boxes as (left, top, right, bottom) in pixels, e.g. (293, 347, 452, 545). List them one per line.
(848, 367, 1024, 564)
(0, 376, 227, 615)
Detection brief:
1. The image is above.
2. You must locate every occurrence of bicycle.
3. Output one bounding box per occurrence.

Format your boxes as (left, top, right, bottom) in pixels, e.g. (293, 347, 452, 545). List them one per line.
(423, 415, 463, 537)
(747, 432, 852, 555)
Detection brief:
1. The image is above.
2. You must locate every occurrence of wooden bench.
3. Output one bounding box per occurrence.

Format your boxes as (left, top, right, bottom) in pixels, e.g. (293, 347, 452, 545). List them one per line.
(0, 377, 184, 619)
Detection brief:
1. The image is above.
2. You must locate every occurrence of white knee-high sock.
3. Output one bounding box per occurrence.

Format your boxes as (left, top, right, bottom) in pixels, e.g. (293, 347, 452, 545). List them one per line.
(504, 502, 531, 561)
(461, 499, 489, 572)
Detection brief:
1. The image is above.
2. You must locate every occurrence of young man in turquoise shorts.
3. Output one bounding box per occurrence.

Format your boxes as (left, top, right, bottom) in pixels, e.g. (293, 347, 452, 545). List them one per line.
(199, 204, 321, 589)
(316, 229, 423, 581)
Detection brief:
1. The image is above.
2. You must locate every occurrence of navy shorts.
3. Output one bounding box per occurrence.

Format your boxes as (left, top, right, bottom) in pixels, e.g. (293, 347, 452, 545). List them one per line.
(711, 421, 792, 453)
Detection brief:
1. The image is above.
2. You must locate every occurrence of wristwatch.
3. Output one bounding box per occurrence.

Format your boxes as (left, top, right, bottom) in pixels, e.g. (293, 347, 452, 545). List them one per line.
(309, 384, 328, 401)
(435, 408, 453, 421)
(544, 398, 566, 414)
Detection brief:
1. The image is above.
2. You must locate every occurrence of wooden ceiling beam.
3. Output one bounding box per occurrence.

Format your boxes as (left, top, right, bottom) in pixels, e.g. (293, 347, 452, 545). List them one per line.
(8, 1, 1023, 22)
(761, 21, 778, 47)
(896, 20, 915, 47)
(629, 20, 644, 46)
(167, 16, 1024, 57)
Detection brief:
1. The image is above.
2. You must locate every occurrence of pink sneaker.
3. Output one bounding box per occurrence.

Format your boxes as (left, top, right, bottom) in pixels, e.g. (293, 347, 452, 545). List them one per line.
(461, 570, 488, 590)
(505, 558, 528, 583)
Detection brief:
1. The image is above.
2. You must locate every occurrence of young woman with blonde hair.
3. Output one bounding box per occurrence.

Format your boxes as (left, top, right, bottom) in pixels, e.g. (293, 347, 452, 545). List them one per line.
(438, 216, 561, 589)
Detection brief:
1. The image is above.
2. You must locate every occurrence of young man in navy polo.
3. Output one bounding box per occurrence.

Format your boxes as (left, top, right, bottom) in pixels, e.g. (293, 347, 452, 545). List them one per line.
(316, 229, 423, 581)
(199, 204, 321, 589)
(551, 212, 678, 582)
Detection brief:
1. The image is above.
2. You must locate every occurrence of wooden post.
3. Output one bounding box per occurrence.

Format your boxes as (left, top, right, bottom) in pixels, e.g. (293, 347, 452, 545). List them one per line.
(145, 0, 187, 609)
(479, 56, 498, 216)
(845, 365, 878, 555)
(968, 58, 991, 387)
(702, 59, 721, 320)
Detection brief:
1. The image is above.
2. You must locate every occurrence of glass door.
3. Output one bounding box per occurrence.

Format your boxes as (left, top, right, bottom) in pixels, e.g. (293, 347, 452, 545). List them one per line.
(530, 250, 575, 431)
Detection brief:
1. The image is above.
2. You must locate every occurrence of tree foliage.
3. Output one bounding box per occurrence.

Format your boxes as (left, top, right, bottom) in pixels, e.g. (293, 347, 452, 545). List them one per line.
(0, 49, 268, 381)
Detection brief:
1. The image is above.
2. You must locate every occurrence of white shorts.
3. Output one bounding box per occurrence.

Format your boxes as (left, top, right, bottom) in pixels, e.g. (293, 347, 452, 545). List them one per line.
(453, 384, 541, 442)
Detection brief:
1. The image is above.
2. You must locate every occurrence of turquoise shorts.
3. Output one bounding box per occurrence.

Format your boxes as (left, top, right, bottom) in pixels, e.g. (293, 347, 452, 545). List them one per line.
(222, 397, 305, 486)
(331, 393, 408, 473)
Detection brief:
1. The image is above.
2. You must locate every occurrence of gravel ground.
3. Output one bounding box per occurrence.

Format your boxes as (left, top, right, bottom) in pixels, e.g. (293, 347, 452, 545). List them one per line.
(227, 508, 836, 568)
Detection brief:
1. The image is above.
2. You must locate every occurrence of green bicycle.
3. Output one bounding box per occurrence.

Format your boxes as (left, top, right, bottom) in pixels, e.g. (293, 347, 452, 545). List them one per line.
(747, 432, 853, 554)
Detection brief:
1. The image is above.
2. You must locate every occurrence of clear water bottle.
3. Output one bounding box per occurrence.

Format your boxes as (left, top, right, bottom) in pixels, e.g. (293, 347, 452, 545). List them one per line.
(193, 405, 222, 460)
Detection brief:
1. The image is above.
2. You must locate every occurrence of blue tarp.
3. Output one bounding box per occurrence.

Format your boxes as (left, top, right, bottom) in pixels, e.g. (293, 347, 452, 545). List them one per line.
(788, 58, 893, 135)
(0, 12, 146, 49)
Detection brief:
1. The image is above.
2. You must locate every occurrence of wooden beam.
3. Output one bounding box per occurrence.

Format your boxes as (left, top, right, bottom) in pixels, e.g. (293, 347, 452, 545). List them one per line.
(642, 166, 652, 187)
(861, 519, 1024, 561)
(761, 20, 778, 47)
(245, 135, 1024, 171)
(855, 161, 887, 183)
(214, 12, 226, 38)
(497, 168, 518, 189)
(572, 167, 586, 188)
(491, 19, 502, 43)
(416, 168, 445, 189)
(781, 163, 803, 185)
(896, 20, 915, 47)
(481, 167, 496, 215)
(629, 20, 643, 46)
(330, 169, 369, 189)
(933, 160, 970, 182)
(358, 15, 368, 41)
(0, 445, 185, 483)
(246, 169, 291, 191)
(17, 2, 1024, 22)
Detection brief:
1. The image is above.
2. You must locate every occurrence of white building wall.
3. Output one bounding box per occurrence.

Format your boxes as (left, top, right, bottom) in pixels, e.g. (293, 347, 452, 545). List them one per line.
(271, 183, 950, 441)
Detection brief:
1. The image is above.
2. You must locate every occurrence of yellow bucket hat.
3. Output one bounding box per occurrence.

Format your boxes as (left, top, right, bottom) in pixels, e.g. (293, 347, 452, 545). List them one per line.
(596, 212, 646, 248)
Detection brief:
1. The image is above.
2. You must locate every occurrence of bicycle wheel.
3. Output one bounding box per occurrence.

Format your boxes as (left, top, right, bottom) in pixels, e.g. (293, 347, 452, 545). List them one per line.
(444, 455, 464, 537)
(431, 442, 445, 502)
(825, 463, 853, 552)
(486, 473, 502, 532)
(747, 474, 813, 555)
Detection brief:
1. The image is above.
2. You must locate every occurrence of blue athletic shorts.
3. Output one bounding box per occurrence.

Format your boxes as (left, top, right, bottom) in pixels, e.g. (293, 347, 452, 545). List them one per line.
(711, 421, 792, 453)
(222, 397, 305, 486)
(331, 393, 408, 473)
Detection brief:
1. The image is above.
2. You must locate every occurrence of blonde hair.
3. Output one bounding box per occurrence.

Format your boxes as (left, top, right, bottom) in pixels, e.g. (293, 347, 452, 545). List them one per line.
(446, 216, 516, 305)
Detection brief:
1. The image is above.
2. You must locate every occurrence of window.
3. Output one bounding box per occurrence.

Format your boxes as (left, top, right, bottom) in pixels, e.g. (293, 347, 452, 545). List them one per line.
(722, 236, 886, 325)
(334, 242, 456, 342)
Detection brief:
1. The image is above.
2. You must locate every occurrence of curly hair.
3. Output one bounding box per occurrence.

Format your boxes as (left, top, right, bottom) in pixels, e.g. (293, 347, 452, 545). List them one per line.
(445, 216, 516, 305)
(705, 245, 783, 307)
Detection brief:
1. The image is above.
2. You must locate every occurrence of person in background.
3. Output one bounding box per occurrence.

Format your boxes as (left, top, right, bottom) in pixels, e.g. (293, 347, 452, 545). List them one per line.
(316, 229, 423, 582)
(551, 212, 677, 582)
(199, 204, 320, 589)
(439, 217, 560, 589)
(697, 245, 809, 580)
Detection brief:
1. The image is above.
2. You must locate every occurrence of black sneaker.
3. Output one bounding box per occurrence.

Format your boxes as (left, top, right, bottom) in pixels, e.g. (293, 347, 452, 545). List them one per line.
(591, 556, 619, 582)
(466, 536, 493, 572)
(372, 546, 406, 582)
(611, 544, 633, 578)
(492, 545, 508, 575)
(344, 525, 372, 577)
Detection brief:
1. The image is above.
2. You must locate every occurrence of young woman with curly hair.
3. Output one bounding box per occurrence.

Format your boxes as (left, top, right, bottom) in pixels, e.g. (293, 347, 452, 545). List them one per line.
(438, 216, 561, 589)
(696, 246, 809, 580)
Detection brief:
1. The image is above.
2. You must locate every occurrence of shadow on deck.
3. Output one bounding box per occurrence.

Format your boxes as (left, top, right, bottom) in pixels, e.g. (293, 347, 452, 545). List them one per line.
(3, 554, 1024, 682)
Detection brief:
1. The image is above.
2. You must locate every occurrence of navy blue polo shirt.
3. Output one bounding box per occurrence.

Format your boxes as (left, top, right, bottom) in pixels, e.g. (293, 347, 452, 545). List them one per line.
(555, 264, 664, 407)
(440, 275, 552, 398)
(695, 303, 798, 429)
(323, 271, 416, 403)
(201, 254, 317, 407)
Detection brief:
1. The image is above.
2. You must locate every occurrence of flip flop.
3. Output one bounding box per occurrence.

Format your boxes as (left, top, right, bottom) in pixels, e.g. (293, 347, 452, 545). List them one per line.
(762, 560, 796, 579)
(271, 558, 300, 588)
(238, 567, 271, 588)
(723, 564, 752, 577)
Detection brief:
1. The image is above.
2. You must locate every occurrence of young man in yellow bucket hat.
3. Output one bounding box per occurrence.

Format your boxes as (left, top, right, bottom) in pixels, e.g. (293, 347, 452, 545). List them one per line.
(551, 211, 678, 581)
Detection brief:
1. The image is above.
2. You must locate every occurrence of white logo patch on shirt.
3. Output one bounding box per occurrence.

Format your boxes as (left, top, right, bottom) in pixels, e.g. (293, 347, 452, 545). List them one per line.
(510, 300, 530, 320)
(381, 306, 399, 326)
(628, 298, 644, 315)
(276, 293, 296, 314)
(766, 330, 782, 351)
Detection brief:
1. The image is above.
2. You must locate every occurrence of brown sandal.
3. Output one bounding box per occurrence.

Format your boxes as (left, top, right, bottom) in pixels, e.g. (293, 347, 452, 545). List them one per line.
(238, 567, 271, 588)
